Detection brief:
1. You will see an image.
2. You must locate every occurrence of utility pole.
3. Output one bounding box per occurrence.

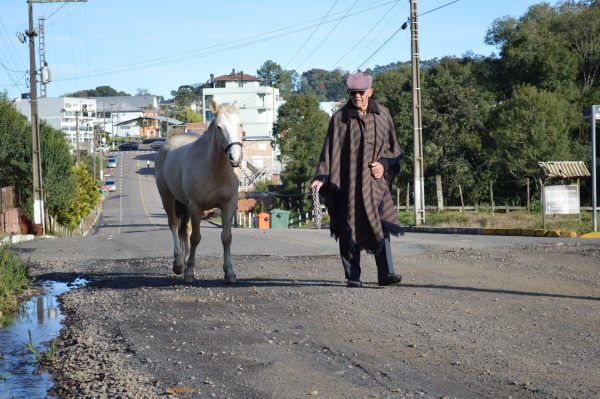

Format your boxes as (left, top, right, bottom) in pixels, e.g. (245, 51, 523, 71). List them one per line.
(75, 110, 80, 167)
(26, 0, 88, 235)
(27, 0, 45, 235)
(410, 0, 426, 225)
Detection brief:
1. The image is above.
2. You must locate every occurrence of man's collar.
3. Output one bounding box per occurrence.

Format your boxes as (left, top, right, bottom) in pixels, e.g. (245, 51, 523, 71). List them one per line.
(342, 99, 381, 122)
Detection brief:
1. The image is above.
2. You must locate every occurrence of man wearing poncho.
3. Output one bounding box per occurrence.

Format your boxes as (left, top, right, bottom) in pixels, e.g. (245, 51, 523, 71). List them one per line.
(311, 72, 404, 288)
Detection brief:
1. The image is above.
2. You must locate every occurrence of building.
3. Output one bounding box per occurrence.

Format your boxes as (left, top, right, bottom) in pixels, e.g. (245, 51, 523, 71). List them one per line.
(202, 70, 284, 189)
(95, 95, 160, 138)
(15, 96, 97, 153)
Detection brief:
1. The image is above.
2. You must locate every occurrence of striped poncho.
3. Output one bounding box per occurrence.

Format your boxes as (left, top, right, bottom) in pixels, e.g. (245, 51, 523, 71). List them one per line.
(314, 99, 403, 253)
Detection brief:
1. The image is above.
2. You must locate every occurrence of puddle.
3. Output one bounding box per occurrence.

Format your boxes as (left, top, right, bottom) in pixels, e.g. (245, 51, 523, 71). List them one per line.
(0, 278, 87, 398)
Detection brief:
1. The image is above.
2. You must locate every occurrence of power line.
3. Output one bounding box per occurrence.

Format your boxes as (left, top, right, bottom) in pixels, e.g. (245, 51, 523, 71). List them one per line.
(295, 0, 360, 71)
(355, 0, 461, 71)
(52, 0, 399, 83)
(420, 0, 460, 17)
(285, 0, 339, 69)
(332, 0, 402, 68)
(355, 25, 404, 71)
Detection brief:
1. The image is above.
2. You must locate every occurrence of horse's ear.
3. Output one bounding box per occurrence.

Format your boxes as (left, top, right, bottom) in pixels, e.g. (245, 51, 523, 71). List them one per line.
(210, 99, 219, 114)
(231, 101, 240, 111)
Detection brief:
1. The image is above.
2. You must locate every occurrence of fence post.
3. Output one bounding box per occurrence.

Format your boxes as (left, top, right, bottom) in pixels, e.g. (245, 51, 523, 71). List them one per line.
(490, 181, 495, 214)
(396, 187, 400, 211)
(436, 175, 444, 211)
(459, 185, 464, 212)
(526, 178, 530, 212)
(406, 183, 410, 212)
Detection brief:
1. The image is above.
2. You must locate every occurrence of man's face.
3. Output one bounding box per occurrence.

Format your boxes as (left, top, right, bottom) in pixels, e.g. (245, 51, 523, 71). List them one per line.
(348, 87, 372, 110)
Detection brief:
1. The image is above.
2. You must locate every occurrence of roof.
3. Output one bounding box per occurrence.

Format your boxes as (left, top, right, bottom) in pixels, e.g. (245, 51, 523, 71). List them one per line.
(538, 161, 590, 179)
(95, 95, 158, 112)
(115, 115, 184, 126)
(212, 73, 260, 82)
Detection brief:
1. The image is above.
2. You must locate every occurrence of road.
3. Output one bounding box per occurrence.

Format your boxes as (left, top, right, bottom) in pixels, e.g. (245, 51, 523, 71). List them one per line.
(14, 150, 600, 399)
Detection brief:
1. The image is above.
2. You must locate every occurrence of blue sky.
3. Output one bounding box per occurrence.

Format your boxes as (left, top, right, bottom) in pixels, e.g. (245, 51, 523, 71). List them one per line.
(0, 0, 545, 100)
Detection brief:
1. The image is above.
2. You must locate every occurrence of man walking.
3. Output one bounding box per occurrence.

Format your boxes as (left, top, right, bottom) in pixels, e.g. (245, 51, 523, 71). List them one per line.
(311, 72, 403, 287)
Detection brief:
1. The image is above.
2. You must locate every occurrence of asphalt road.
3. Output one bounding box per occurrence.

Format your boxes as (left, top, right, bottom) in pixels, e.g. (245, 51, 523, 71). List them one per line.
(13, 150, 600, 399)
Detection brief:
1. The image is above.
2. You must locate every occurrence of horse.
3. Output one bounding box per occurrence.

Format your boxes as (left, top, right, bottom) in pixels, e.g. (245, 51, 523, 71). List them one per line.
(155, 100, 244, 284)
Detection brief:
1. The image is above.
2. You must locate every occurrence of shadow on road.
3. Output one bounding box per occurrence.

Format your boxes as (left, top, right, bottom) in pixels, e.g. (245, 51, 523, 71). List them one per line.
(407, 283, 600, 302)
(34, 271, 345, 289)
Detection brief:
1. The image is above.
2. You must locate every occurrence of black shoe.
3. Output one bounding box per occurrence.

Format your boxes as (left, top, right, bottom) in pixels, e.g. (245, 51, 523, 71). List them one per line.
(346, 280, 363, 288)
(378, 273, 402, 286)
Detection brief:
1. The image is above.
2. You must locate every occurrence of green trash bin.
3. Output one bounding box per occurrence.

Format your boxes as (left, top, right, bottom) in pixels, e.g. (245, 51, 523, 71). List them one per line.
(269, 209, 290, 229)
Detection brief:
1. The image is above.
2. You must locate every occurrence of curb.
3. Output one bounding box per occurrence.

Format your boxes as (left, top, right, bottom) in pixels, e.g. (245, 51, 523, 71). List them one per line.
(403, 226, 586, 238)
(0, 234, 36, 245)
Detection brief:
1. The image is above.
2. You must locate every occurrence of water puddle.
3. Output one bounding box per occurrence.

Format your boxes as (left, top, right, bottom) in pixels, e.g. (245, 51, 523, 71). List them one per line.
(0, 278, 87, 398)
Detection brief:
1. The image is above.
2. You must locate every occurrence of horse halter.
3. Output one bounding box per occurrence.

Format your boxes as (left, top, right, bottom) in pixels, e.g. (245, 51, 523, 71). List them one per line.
(224, 141, 243, 153)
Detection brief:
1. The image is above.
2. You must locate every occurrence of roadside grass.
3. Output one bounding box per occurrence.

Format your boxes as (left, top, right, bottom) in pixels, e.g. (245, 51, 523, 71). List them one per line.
(399, 210, 594, 234)
(0, 245, 30, 327)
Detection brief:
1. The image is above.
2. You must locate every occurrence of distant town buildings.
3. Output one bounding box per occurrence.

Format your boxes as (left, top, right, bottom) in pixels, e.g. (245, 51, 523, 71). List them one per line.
(15, 96, 97, 153)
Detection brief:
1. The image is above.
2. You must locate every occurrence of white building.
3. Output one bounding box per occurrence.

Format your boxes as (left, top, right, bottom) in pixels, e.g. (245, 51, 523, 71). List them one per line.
(202, 71, 285, 188)
(95, 95, 159, 138)
(15, 96, 97, 153)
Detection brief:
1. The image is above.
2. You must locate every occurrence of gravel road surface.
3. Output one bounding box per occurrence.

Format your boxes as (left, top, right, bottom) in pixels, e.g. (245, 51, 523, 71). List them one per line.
(12, 151, 600, 398)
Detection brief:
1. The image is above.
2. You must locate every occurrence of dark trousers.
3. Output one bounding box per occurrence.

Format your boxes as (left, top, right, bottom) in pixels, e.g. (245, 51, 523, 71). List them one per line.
(339, 237, 395, 283)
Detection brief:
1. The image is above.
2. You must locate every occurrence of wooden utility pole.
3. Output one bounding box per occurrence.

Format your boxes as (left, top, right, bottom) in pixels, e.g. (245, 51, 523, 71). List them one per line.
(410, 0, 425, 225)
(26, 0, 88, 235)
(27, 0, 45, 235)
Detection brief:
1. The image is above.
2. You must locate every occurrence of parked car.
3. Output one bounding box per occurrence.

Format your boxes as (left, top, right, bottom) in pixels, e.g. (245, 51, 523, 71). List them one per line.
(119, 142, 139, 151)
(104, 178, 116, 192)
(150, 139, 166, 150)
(142, 137, 165, 144)
(107, 156, 117, 168)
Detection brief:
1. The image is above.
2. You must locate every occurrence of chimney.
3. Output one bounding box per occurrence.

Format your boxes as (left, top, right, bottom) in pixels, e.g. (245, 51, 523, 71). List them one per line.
(231, 68, 235, 76)
(210, 73, 214, 88)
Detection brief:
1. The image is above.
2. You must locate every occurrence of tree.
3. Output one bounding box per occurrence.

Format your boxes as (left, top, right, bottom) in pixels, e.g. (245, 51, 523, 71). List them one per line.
(66, 86, 130, 97)
(170, 85, 201, 108)
(272, 94, 330, 202)
(174, 108, 203, 123)
(57, 163, 100, 228)
(491, 85, 575, 179)
(256, 60, 299, 95)
(298, 68, 348, 101)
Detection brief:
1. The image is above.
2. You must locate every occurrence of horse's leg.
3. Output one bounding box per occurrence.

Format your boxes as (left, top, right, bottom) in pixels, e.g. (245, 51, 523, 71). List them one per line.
(184, 205, 202, 283)
(161, 194, 184, 275)
(221, 196, 237, 284)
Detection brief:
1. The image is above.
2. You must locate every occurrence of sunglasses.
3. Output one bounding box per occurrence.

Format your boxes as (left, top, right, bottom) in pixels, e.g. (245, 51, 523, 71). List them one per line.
(348, 90, 367, 97)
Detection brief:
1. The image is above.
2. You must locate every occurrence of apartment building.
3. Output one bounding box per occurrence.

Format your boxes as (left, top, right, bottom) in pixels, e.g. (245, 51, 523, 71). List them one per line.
(15, 96, 97, 153)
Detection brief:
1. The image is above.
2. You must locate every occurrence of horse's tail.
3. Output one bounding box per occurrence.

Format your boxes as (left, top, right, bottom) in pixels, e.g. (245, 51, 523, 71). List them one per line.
(176, 200, 190, 253)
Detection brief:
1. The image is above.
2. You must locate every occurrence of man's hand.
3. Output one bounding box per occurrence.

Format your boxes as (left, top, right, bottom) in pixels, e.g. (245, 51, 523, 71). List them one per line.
(369, 162, 384, 179)
(311, 180, 323, 191)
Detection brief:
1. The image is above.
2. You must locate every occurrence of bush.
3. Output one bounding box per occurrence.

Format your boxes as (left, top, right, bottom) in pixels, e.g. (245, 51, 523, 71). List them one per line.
(0, 246, 30, 326)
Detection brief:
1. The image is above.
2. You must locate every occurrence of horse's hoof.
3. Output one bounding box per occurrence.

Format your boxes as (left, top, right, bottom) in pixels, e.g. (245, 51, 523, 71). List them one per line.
(172, 261, 184, 275)
(224, 273, 237, 284)
(184, 274, 195, 283)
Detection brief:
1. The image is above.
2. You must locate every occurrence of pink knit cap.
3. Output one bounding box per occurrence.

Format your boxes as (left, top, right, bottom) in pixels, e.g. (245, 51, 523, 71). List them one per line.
(346, 72, 372, 90)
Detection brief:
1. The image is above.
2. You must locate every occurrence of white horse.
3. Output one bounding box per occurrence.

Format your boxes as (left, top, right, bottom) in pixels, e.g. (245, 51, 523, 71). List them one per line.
(155, 100, 243, 283)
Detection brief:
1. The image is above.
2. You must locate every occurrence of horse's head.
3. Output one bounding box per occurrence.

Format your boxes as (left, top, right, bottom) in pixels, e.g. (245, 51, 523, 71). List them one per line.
(210, 100, 244, 167)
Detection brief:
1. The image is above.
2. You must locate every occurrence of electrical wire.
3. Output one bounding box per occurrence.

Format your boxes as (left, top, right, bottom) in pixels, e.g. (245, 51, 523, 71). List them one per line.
(295, 0, 360, 71)
(285, 0, 339, 69)
(52, 0, 399, 83)
(331, 0, 402, 69)
(354, 0, 462, 72)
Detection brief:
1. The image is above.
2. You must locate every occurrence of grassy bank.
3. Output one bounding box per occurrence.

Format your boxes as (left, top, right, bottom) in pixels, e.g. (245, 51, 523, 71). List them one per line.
(0, 245, 30, 326)
(398, 210, 594, 234)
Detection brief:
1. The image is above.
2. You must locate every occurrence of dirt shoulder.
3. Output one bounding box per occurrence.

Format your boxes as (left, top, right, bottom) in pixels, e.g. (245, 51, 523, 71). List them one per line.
(30, 242, 600, 398)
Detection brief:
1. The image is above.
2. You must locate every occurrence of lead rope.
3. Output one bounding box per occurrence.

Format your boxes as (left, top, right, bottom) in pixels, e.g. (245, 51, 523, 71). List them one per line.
(312, 186, 322, 230)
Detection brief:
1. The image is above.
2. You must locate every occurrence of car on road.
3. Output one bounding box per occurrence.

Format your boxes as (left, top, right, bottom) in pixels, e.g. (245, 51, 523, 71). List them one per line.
(104, 178, 116, 192)
(150, 138, 166, 150)
(119, 142, 139, 151)
(142, 137, 165, 144)
(107, 156, 117, 168)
